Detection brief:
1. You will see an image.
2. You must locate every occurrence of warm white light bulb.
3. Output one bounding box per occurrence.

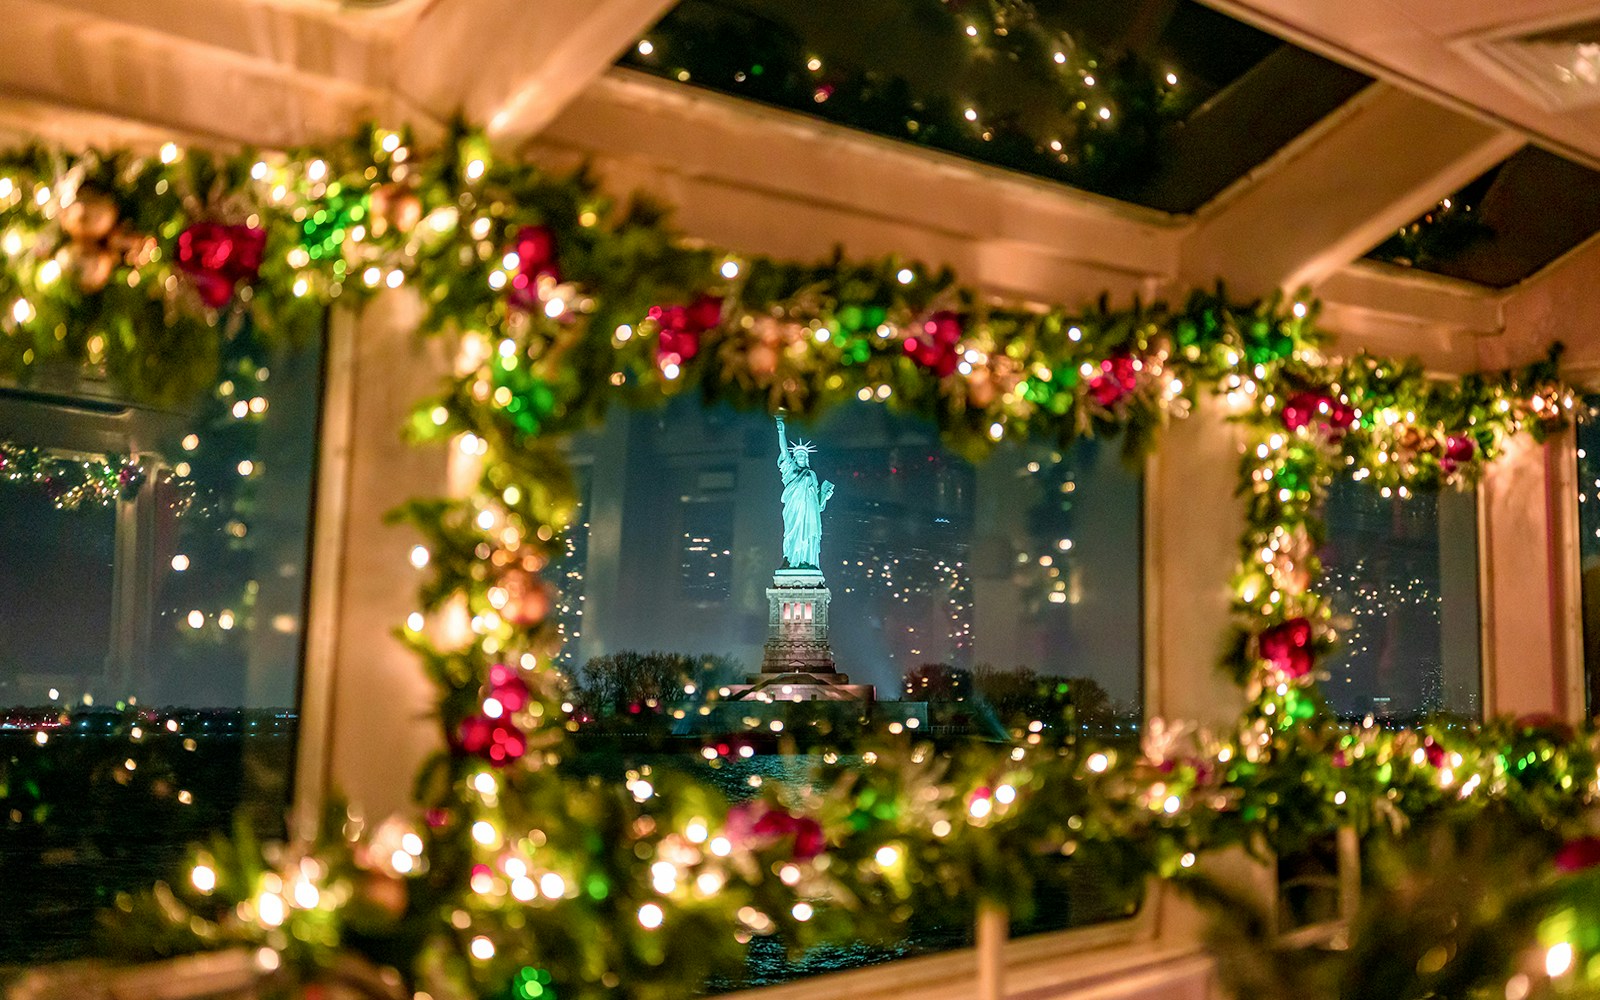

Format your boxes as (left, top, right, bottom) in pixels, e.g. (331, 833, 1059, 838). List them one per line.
(191, 864, 216, 894)
(1547, 941, 1574, 978)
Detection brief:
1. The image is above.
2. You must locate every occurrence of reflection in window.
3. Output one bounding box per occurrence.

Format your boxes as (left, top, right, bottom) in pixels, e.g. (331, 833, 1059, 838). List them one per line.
(1365, 147, 1600, 288)
(0, 326, 322, 961)
(553, 397, 1143, 982)
(0, 470, 117, 691)
(1321, 481, 1480, 721)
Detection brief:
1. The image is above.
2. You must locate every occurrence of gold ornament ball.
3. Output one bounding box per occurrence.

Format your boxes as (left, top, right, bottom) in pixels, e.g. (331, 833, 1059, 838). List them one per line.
(369, 183, 423, 235)
(968, 371, 997, 409)
(74, 248, 117, 293)
(359, 871, 408, 918)
(60, 190, 119, 242)
(747, 343, 779, 377)
(500, 568, 552, 627)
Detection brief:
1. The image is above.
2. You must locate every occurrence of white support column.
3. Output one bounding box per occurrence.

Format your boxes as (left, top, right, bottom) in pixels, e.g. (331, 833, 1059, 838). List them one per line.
(1145, 397, 1249, 726)
(398, 0, 679, 140)
(1480, 434, 1570, 720)
(1545, 428, 1587, 722)
(294, 293, 453, 835)
(975, 902, 1007, 1000)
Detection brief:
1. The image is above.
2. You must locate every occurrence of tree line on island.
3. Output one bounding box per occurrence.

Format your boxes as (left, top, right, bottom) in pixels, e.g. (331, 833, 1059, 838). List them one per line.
(563, 651, 1125, 739)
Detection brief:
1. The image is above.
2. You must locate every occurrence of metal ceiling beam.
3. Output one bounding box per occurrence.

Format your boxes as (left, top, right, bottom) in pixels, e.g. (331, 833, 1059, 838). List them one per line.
(397, 0, 678, 143)
(0, 0, 676, 148)
(1177, 83, 1524, 300)
(530, 71, 1187, 308)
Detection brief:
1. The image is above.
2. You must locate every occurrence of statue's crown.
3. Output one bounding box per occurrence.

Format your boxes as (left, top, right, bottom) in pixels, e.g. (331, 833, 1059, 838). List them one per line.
(790, 439, 816, 455)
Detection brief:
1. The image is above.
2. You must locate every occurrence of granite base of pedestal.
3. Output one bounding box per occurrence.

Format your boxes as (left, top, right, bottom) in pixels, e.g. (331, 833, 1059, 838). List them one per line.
(724, 671, 876, 703)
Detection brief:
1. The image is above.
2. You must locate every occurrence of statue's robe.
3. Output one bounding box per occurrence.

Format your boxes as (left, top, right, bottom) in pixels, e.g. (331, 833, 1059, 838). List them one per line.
(778, 453, 825, 569)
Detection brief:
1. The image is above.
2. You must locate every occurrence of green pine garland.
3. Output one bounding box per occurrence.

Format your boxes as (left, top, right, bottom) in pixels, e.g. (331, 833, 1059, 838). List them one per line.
(0, 123, 1591, 998)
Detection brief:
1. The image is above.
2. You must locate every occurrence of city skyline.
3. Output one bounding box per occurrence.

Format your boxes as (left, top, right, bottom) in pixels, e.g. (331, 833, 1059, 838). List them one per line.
(552, 398, 1144, 708)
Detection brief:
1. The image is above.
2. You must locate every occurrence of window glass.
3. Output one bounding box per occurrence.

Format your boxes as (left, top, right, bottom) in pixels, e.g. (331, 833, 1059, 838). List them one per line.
(1575, 407, 1600, 713)
(0, 325, 322, 961)
(620, 0, 1370, 212)
(555, 396, 1143, 984)
(0, 475, 117, 691)
(1320, 480, 1481, 721)
(1365, 147, 1600, 289)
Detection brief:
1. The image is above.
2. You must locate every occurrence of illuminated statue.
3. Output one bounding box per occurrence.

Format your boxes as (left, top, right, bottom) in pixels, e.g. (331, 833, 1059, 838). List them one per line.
(775, 413, 834, 569)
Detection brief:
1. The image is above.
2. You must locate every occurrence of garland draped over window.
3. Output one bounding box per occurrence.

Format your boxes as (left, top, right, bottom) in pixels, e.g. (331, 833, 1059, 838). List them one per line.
(1, 123, 1589, 999)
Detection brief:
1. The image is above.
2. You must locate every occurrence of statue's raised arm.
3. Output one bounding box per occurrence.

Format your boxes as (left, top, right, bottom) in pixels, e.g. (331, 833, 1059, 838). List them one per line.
(775, 413, 789, 461)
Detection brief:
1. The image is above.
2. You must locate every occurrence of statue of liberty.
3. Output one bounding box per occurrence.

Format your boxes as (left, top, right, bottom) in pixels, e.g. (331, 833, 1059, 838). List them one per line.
(775, 413, 834, 570)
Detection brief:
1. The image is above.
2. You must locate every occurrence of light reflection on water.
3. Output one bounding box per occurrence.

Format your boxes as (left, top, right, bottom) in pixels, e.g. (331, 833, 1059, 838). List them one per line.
(596, 750, 1128, 994)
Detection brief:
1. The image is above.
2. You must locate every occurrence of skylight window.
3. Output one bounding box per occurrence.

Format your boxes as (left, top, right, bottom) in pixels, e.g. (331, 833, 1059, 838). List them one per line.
(1366, 146, 1600, 288)
(621, 0, 1370, 213)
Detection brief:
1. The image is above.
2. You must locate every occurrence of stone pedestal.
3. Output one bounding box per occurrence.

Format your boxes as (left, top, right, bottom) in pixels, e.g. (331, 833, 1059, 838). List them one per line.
(760, 568, 836, 674)
(721, 568, 873, 702)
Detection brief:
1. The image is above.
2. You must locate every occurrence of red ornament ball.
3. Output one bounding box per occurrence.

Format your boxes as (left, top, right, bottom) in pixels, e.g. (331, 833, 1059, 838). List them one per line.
(1281, 391, 1355, 436)
(1087, 353, 1139, 407)
(904, 310, 963, 377)
(1555, 836, 1600, 873)
(175, 222, 267, 308)
(1440, 434, 1476, 473)
(1421, 736, 1447, 768)
(507, 225, 561, 311)
(1258, 617, 1314, 677)
(728, 802, 827, 861)
(487, 662, 531, 713)
(456, 714, 526, 767)
(651, 294, 723, 364)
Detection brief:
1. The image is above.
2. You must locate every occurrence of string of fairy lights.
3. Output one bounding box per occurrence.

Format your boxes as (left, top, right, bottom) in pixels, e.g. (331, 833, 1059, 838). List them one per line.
(0, 109, 1589, 1000)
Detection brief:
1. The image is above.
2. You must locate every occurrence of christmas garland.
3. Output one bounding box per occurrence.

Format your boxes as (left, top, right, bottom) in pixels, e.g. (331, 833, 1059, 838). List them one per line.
(0, 438, 145, 509)
(2, 125, 1594, 998)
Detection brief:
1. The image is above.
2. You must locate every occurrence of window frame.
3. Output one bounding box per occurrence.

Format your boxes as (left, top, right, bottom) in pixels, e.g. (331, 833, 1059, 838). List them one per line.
(1551, 419, 1590, 717)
